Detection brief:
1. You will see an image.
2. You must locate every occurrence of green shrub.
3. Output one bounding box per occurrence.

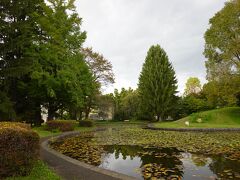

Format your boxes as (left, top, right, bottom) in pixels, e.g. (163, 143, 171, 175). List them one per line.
(0, 122, 39, 178)
(79, 120, 94, 127)
(46, 120, 74, 132)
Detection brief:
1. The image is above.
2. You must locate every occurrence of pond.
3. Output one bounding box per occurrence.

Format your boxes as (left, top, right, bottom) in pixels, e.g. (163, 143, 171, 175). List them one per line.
(51, 128, 240, 180)
(100, 145, 240, 179)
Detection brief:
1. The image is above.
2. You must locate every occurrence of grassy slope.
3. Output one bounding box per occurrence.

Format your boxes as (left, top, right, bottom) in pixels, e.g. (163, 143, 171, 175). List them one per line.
(154, 107, 240, 128)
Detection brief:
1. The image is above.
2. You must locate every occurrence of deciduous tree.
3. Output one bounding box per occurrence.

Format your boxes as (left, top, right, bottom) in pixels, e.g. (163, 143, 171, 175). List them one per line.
(184, 77, 201, 96)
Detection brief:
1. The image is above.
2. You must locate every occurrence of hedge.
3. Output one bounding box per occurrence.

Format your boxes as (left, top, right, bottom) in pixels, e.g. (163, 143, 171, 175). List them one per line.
(0, 122, 39, 178)
(79, 120, 94, 127)
(46, 120, 74, 132)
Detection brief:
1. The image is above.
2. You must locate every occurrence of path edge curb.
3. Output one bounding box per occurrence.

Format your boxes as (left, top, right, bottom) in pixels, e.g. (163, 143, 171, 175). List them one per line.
(41, 131, 137, 180)
(145, 123, 240, 132)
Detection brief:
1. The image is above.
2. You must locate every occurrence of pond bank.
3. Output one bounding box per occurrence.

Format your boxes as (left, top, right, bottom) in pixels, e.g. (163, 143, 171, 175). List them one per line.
(40, 131, 137, 180)
(146, 123, 240, 132)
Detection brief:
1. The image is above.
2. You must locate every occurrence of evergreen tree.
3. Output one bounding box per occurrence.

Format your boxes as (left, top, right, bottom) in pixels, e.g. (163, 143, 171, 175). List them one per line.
(138, 45, 177, 121)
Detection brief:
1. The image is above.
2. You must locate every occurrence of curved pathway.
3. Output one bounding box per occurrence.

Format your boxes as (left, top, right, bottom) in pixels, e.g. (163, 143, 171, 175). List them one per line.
(40, 132, 137, 180)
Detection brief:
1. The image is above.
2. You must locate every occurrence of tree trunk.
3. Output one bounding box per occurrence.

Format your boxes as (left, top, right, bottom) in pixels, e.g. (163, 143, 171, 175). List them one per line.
(70, 109, 77, 120)
(34, 104, 42, 126)
(47, 103, 56, 121)
(85, 106, 91, 119)
(79, 111, 83, 121)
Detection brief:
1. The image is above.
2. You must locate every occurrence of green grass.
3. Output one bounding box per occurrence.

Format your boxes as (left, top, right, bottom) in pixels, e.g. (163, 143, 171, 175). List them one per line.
(32, 126, 62, 138)
(154, 107, 240, 128)
(33, 123, 96, 138)
(5, 160, 61, 180)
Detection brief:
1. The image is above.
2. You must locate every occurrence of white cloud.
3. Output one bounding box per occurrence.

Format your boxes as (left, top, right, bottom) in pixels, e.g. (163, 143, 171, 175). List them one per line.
(76, 0, 226, 94)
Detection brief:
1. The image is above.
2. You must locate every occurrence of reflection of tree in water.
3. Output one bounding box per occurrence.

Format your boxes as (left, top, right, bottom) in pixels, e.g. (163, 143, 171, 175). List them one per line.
(191, 154, 209, 167)
(103, 145, 184, 179)
(209, 155, 240, 179)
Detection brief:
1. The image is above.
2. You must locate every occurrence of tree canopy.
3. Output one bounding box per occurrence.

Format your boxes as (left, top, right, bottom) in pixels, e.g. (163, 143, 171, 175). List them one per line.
(184, 77, 201, 96)
(0, 0, 111, 124)
(203, 0, 240, 107)
(204, 0, 240, 80)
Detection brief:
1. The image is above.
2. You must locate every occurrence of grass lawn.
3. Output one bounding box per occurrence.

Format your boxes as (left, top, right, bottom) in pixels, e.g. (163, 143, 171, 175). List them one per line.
(33, 123, 95, 138)
(154, 107, 240, 128)
(5, 160, 61, 180)
(32, 126, 62, 138)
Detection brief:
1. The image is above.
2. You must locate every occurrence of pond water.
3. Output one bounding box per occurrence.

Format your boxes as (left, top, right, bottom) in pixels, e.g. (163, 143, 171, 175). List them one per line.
(99, 145, 240, 180)
(51, 129, 240, 180)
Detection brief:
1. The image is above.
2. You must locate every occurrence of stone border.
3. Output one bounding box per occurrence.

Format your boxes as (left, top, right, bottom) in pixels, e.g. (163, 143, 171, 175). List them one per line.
(145, 123, 240, 132)
(40, 131, 137, 180)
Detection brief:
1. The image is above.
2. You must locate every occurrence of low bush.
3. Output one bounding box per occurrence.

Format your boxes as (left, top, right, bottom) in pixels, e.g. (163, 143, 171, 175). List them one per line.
(0, 122, 39, 178)
(79, 120, 94, 127)
(46, 120, 74, 132)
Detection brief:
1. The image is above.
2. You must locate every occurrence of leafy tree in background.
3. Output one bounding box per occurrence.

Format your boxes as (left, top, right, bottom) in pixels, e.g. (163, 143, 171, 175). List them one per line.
(138, 45, 178, 121)
(180, 94, 211, 116)
(202, 76, 240, 107)
(96, 94, 114, 120)
(184, 77, 201, 96)
(121, 90, 140, 120)
(203, 0, 240, 107)
(82, 47, 115, 86)
(204, 0, 240, 80)
(81, 47, 114, 119)
(109, 88, 140, 120)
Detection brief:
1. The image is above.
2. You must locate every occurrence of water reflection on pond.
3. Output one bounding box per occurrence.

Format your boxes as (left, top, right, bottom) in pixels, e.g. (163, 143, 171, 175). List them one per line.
(50, 130, 240, 180)
(99, 145, 240, 180)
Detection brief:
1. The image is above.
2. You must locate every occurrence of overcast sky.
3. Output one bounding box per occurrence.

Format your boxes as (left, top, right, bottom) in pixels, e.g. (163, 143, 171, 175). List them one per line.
(75, 0, 226, 94)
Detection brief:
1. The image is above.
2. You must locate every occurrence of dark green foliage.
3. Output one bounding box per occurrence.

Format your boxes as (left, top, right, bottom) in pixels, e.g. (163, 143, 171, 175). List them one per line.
(109, 88, 142, 121)
(138, 45, 178, 121)
(79, 120, 94, 127)
(202, 76, 240, 107)
(0, 0, 101, 124)
(46, 120, 74, 132)
(180, 94, 212, 116)
(0, 122, 39, 178)
(0, 92, 15, 120)
(0, 0, 45, 124)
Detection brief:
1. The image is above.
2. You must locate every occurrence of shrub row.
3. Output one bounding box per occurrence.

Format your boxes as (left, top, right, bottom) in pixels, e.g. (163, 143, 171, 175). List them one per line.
(0, 122, 39, 178)
(79, 120, 94, 127)
(46, 120, 74, 132)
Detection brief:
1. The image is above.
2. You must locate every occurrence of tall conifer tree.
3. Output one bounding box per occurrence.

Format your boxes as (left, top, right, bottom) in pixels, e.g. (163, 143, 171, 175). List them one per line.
(138, 45, 177, 121)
